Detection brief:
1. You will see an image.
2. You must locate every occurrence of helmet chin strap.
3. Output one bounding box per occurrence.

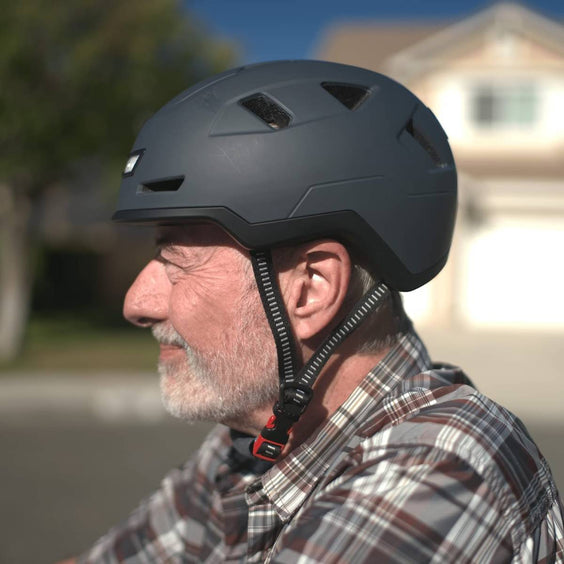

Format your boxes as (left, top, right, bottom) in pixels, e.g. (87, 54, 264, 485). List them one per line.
(250, 250, 390, 462)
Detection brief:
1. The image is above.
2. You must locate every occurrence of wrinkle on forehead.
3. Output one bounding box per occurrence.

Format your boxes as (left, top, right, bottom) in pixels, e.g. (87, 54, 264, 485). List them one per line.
(155, 223, 233, 247)
(155, 223, 250, 267)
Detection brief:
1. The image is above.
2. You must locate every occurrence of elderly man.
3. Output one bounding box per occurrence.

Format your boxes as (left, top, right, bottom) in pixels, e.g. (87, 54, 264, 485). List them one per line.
(73, 61, 563, 563)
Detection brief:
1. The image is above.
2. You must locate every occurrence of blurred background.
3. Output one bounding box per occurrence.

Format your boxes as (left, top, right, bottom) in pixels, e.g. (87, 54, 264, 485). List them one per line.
(1, 1, 563, 562)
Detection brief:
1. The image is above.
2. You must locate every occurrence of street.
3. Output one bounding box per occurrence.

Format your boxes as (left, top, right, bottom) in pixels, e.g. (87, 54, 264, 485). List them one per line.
(1, 326, 563, 563)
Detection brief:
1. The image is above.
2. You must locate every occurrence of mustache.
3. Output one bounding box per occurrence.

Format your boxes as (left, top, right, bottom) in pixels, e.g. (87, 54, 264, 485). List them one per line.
(151, 324, 187, 348)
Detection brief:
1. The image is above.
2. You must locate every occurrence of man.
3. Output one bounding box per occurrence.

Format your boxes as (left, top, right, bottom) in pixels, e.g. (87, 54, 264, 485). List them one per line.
(74, 61, 563, 562)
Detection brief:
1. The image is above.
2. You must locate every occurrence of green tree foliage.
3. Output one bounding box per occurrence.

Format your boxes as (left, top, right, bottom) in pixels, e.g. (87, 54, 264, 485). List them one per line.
(0, 0, 237, 361)
(0, 0, 235, 190)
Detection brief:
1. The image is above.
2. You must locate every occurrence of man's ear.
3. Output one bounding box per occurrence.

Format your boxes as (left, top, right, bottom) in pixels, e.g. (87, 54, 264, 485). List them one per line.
(280, 240, 351, 341)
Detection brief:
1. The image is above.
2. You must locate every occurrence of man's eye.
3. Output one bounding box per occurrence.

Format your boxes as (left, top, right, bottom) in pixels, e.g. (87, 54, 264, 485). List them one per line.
(155, 250, 168, 264)
(155, 252, 188, 283)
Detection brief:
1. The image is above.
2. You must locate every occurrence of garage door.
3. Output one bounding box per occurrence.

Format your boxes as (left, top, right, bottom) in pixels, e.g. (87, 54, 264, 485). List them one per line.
(460, 216, 564, 327)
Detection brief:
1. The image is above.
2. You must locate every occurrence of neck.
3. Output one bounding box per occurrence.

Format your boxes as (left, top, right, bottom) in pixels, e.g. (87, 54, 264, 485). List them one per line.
(280, 347, 390, 456)
(224, 343, 391, 460)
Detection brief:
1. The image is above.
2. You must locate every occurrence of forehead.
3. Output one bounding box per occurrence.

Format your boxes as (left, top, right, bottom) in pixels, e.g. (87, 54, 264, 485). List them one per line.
(155, 223, 237, 249)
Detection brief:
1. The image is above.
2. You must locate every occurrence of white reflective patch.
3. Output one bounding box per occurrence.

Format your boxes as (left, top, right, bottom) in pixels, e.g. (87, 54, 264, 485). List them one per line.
(124, 154, 141, 174)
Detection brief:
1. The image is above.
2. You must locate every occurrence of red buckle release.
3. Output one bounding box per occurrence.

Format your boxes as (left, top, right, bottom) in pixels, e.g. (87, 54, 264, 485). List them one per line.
(252, 434, 286, 462)
(265, 414, 277, 429)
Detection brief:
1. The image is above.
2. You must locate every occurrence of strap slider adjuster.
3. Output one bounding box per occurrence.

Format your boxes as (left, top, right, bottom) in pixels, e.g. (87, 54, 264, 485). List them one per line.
(279, 384, 313, 413)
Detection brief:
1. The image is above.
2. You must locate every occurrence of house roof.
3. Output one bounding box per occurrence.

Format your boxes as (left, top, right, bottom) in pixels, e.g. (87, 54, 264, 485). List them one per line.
(315, 22, 446, 72)
(315, 3, 564, 182)
(385, 3, 564, 81)
(315, 3, 564, 76)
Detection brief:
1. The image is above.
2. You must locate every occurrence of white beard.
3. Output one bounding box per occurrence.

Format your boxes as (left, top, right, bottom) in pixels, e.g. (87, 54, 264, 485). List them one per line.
(152, 294, 279, 427)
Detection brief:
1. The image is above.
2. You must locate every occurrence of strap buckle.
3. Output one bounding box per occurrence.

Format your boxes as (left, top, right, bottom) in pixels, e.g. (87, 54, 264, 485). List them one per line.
(252, 386, 314, 462)
(252, 412, 293, 461)
(252, 433, 286, 461)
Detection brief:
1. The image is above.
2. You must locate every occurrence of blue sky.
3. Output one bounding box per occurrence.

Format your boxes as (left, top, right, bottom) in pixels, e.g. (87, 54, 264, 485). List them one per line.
(185, 0, 564, 63)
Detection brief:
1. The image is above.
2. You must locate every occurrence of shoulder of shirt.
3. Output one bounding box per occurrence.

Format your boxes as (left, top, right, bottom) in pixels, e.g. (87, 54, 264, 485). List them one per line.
(350, 364, 558, 538)
(159, 424, 231, 486)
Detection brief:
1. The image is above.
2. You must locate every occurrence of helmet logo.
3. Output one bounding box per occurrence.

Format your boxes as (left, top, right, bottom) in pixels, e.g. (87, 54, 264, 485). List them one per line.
(122, 149, 145, 177)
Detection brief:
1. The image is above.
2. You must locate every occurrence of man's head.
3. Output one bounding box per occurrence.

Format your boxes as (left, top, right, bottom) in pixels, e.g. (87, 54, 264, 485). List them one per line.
(123, 222, 401, 431)
(116, 60, 456, 456)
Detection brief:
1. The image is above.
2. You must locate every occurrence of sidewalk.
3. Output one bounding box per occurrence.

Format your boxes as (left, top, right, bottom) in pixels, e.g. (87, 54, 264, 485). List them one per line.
(420, 327, 564, 424)
(0, 372, 167, 423)
(1, 326, 562, 424)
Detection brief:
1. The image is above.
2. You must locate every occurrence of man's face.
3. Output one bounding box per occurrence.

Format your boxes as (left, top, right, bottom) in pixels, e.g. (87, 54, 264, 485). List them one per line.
(123, 224, 278, 430)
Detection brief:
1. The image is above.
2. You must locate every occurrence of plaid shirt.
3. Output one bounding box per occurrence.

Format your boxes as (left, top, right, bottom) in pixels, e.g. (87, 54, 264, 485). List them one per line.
(80, 330, 564, 563)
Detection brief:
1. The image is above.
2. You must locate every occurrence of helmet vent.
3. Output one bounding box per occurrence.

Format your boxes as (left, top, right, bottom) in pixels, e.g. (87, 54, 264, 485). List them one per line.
(405, 118, 444, 167)
(138, 176, 184, 193)
(321, 82, 370, 110)
(240, 94, 291, 130)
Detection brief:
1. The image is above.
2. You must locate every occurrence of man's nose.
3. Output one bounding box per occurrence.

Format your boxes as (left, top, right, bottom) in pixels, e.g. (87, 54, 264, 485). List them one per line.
(123, 260, 169, 328)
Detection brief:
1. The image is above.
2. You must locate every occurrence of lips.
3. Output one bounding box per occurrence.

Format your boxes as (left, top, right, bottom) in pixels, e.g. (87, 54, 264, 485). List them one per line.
(159, 344, 184, 360)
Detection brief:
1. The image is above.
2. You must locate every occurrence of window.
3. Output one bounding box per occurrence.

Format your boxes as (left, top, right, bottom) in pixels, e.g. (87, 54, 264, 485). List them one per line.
(472, 83, 537, 128)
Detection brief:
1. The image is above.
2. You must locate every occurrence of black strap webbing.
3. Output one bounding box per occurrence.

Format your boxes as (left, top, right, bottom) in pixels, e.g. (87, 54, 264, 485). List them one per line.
(295, 281, 389, 390)
(250, 250, 298, 387)
(249, 247, 391, 462)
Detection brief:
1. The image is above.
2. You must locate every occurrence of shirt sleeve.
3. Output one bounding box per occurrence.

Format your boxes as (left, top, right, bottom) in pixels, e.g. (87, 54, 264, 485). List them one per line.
(77, 425, 229, 564)
(272, 445, 514, 564)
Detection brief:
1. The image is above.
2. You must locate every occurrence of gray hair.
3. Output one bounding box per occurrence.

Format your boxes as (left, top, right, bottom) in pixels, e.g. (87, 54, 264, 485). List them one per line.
(343, 259, 407, 354)
(268, 245, 408, 356)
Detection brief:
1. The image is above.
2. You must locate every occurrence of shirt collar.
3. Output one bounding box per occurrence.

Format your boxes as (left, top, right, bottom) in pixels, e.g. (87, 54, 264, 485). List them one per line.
(251, 329, 432, 521)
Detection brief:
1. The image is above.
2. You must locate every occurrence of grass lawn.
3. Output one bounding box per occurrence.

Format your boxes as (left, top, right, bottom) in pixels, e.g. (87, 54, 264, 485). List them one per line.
(1, 316, 158, 373)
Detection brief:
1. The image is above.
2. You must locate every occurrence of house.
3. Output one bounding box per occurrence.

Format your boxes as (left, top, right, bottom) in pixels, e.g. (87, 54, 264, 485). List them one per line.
(316, 2, 564, 330)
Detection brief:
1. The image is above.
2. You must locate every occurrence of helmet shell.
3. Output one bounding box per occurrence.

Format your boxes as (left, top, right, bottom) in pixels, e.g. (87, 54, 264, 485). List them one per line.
(114, 60, 457, 291)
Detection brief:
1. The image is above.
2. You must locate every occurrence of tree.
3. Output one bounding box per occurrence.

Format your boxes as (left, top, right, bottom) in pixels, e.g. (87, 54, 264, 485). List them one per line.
(0, 0, 236, 361)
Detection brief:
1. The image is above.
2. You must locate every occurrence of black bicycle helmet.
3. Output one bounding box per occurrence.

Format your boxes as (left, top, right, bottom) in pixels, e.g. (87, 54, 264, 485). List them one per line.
(115, 60, 457, 461)
(115, 60, 456, 292)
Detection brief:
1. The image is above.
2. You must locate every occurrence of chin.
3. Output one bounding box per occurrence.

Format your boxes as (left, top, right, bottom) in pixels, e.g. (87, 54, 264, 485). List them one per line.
(158, 365, 234, 423)
(157, 356, 277, 429)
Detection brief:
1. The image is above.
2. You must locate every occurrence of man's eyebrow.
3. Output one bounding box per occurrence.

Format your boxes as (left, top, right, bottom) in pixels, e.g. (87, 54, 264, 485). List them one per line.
(154, 232, 194, 262)
(154, 235, 181, 257)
